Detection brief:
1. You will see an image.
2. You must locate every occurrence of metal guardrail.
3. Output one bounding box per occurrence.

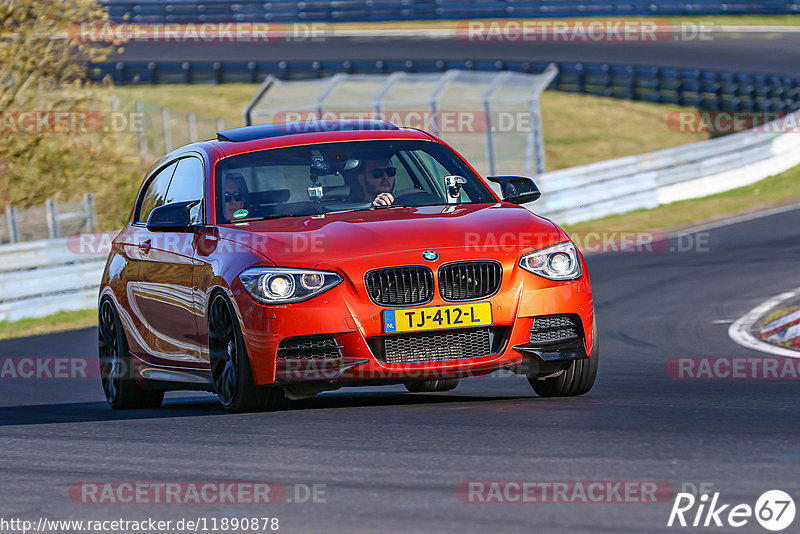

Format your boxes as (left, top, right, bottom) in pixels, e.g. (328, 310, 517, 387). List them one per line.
(2, 195, 97, 245)
(92, 60, 800, 114)
(0, 238, 107, 322)
(102, 0, 800, 23)
(528, 108, 800, 224)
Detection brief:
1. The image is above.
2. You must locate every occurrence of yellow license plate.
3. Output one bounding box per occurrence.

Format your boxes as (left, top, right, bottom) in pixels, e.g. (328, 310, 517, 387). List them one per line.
(383, 302, 493, 333)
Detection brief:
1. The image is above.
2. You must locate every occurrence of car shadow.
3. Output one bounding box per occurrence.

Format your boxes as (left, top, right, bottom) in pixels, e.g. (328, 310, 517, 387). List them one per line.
(0, 391, 533, 426)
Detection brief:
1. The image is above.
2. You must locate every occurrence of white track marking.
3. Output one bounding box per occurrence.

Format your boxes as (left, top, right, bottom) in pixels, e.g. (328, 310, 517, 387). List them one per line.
(728, 287, 800, 358)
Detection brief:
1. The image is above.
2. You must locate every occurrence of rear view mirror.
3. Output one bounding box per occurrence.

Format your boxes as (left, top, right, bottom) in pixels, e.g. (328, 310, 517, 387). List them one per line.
(486, 176, 541, 204)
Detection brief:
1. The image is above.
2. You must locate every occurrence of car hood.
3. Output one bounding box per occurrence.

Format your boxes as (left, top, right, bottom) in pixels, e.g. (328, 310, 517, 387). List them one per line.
(217, 203, 563, 269)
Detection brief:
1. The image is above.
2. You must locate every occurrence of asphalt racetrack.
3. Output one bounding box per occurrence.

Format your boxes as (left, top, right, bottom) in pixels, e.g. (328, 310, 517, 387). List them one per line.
(113, 30, 800, 76)
(2, 206, 799, 533)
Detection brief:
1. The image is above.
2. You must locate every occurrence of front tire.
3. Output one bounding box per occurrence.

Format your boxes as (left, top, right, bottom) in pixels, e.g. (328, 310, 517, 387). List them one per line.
(528, 331, 598, 397)
(404, 379, 460, 393)
(98, 298, 164, 409)
(208, 292, 283, 413)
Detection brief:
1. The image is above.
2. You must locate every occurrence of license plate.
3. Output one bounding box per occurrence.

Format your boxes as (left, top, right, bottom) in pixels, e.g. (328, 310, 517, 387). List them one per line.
(383, 302, 493, 333)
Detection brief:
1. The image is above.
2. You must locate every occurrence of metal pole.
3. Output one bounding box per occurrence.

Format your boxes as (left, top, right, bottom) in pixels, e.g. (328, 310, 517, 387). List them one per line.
(429, 70, 458, 137)
(84, 193, 97, 232)
(6, 206, 19, 244)
(136, 100, 147, 154)
(314, 73, 346, 119)
(46, 199, 58, 239)
(242, 75, 277, 126)
(161, 107, 172, 152)
(375, 71, 406, 117)
(482, 72, 511, 176)
(217, 118, 225, 132)
(188, 112, 198, 142)
(528, 95, 547, 176)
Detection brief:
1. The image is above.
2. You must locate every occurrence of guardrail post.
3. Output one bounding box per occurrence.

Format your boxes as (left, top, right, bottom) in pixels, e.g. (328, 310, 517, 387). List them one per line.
(6, 206, 19, 244)
(626, 66, 635, 100)
(188, 112, 198, 142)
(84, 193, 97, 232)
(161, 107, 172, 152)
(115, 62, 125, 85)
(182, 61, 191, 84)
(213, 62, 222, 84)
(654, 68, 662, 103)
(46, 199, 58, 239)
(136, 100, 147, 154)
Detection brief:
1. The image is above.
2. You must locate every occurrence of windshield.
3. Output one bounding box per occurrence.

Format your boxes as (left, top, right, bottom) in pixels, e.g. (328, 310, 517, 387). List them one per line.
(214, 140, 496, 223)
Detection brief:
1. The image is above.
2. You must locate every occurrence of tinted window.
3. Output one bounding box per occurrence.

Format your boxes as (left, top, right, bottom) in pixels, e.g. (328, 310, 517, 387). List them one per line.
(214, 140, 495, 223)
(166, 157, 204, 224)
(136, 162, 177, 224)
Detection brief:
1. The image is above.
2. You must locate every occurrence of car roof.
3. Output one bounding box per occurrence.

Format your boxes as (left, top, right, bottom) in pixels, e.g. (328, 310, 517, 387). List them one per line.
(213, 119, 438, 157)
(216, 119, 399, 142)
(152, 120, 441, 167)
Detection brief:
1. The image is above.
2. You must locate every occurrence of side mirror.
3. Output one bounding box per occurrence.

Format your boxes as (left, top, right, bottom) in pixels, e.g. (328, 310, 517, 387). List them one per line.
(486, 176, 541, 204)
(147, 200, 200, 232)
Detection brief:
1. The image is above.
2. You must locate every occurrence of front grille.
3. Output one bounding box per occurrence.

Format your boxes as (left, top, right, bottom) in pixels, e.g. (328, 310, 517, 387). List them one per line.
(365, 266, 433, 306)
(529, 314, 582, 345)
(368, 327, 507, 364)
(277, 335, 343, 360)
(439, 261, 502, 301)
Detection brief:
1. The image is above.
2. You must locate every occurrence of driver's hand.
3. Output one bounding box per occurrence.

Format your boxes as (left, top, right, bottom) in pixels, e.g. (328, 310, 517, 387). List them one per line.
(372, 192, 394, 207)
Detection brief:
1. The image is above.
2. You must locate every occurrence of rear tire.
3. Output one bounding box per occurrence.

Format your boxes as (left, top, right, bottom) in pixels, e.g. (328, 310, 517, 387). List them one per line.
(208, 292, 284, 413)
(404, 379, 460, 393)
(528, 331, 598, 397)
(98, 298, 164, 409)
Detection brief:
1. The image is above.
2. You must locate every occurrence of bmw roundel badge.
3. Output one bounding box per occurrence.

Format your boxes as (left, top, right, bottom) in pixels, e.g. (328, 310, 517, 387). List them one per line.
(422, 250, 439, 262)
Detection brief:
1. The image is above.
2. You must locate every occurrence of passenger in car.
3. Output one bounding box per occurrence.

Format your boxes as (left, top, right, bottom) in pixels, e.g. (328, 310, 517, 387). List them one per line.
(223, 173, 248, 220)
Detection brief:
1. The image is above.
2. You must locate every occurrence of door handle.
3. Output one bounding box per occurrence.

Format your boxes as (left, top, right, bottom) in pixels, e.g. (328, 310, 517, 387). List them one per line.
(138, 239, 152, 252)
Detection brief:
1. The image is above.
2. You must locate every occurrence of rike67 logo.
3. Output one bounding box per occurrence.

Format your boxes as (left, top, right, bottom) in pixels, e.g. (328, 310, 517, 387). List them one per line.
(668, 489, 796, 531)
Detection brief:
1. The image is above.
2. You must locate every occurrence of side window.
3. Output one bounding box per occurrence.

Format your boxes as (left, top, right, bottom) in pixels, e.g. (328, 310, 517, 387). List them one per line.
(166, 157, 205, 224)
(136, 162, 177, 224)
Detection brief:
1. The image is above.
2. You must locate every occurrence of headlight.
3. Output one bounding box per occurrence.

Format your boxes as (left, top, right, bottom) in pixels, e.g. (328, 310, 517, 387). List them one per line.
(239, 267, 342, 304)
(519, 241, 582, 280)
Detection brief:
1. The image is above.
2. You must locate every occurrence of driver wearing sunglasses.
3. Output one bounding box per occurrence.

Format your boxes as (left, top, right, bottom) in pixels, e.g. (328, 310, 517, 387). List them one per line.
(356, 155, 397, 207)
(223, 173, 248, 220)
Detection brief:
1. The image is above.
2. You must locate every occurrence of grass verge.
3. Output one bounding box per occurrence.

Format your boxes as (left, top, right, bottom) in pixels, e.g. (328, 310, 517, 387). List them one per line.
(0, 309, 97, 341)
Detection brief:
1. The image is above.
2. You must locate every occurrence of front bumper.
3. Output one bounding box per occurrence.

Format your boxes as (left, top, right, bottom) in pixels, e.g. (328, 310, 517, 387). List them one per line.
(233, 266, 595, 386)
